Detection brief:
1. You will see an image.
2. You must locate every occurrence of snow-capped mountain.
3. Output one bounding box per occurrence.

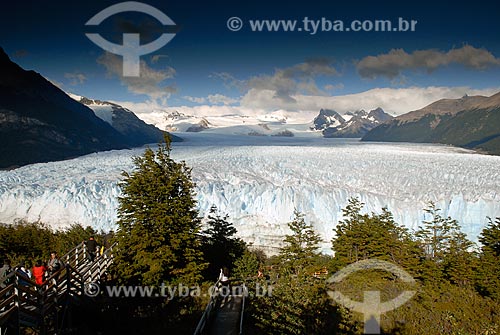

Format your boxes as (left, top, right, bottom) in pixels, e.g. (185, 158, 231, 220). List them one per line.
(310, 109, 346, 130)
(312, 107, 393, 138)
(69, 94, 181, 145)
(1, 133, 498, 255)
(186, 118, 211, 132)
(140, 109, 317, 137)
(139, 106, 391, 139)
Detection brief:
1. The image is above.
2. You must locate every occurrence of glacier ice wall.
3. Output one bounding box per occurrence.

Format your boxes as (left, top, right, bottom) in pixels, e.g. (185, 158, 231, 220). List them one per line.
(1, 136, 499, 254)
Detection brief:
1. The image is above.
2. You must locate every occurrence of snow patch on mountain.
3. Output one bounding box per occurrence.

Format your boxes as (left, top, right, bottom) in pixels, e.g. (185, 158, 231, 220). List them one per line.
(137, 108, 318, 138)
(68, 93, 132, 126)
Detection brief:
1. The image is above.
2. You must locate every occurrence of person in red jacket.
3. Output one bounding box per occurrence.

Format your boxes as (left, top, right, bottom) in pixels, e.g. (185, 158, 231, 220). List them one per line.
(32, 260, 46, 286)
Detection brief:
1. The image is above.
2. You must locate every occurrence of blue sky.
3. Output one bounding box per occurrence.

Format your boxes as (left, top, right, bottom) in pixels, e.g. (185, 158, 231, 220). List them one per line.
(1, 0, 499, 116)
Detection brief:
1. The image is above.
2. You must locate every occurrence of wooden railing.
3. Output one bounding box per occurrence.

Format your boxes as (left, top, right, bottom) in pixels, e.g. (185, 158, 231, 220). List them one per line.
(0, 268, 62, 332)
(239, 283, 247, 335)
(84, 243, 115, 284)
(193, 278, 248, 335)
(62, 241, 87, 271)
(193, 278, 221, 335)
(0, 242, 115, 334)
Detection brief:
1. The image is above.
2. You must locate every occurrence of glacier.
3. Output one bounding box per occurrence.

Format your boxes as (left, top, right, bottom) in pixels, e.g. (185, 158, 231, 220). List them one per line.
(1, 133, 499, 254)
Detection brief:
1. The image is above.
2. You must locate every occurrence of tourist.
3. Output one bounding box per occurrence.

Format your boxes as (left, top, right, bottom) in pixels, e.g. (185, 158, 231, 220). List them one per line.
(0, 259, 12, 288)
(48, 251, 61, 275)
(32, 260, 46, 286)
(85, 236, 99, 261)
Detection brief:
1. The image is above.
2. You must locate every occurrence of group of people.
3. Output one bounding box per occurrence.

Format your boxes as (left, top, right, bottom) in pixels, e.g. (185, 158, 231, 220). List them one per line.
(217, 267, 270, 289)
(0, 251, 62, 288)
(0, 236, 103, 289)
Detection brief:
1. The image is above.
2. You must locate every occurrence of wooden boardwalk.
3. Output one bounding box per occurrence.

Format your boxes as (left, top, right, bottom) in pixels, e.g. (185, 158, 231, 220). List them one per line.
(209, 294, 243, 335)
(0, 242, 115, 334)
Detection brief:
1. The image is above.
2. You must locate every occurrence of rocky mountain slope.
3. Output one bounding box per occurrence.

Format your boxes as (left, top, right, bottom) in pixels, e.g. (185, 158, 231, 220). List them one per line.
(70, 95, 181, 145)
(0, 48, 127, 169)
(362, 93, 500, 155)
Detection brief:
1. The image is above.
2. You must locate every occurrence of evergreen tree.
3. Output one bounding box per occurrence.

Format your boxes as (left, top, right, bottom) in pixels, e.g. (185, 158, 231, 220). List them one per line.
(55, 223, 99, 255)
(415, 202, 459, 262)
(251, 275, 338, 335)
(415, 202, 475, 284)
(279, 211, 322, 275)
(201, 205, 245, 280)
(233, 249, 261, 280)
(442, 230, 476, 286)
(0, 220, 56, 264)
(479, 217, 500, 256)
(113, 136, 205, 286)
(332, 198, 422, 273)
(476, 217, 500, 300)
(250, 212, 340, 334)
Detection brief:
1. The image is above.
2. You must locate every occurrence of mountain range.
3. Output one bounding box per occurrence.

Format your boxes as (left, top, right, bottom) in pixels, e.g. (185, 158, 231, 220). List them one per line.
(0, 48, 177, 169)
(363, 92, 500, 155)
(311, 107, 393, 138)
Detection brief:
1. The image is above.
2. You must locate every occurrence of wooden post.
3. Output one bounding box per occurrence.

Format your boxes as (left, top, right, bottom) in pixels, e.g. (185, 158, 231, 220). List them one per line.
(74, 246, 78, 269)
(14, 273, 20, 335)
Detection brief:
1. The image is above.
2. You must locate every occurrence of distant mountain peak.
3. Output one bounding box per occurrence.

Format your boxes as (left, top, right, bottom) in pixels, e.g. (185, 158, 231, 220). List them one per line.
(368, 107, 393, 123)
(311, 109, 345, 131)
(311, 107, 393, 138)
(186, 118, 211, 132)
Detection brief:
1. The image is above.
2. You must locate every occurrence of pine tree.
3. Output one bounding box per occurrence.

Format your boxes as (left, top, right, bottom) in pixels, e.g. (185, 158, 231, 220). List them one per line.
(279, 211, 322, 275)
(201, 205, 246, 280)
(113, 136, 205, 286)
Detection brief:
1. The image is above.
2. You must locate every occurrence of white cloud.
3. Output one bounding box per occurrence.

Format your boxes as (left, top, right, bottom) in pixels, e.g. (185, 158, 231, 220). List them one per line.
(97, 52, 176, 100)
(213, 59, 338, 103)
(357, 45, 500, 79)
(183, 94, 239, 105)
(183, 96, 206, 104)
(207, 94, 238, 105)
(324, 83, 344, 91)
(150, 54, 169, 64)
(64, 72, 87, 85)
(246, 59, 338, 101)
(240, 86, 500, 115)
(210, 72, 244, 90)
(114, 86, 500, 120)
